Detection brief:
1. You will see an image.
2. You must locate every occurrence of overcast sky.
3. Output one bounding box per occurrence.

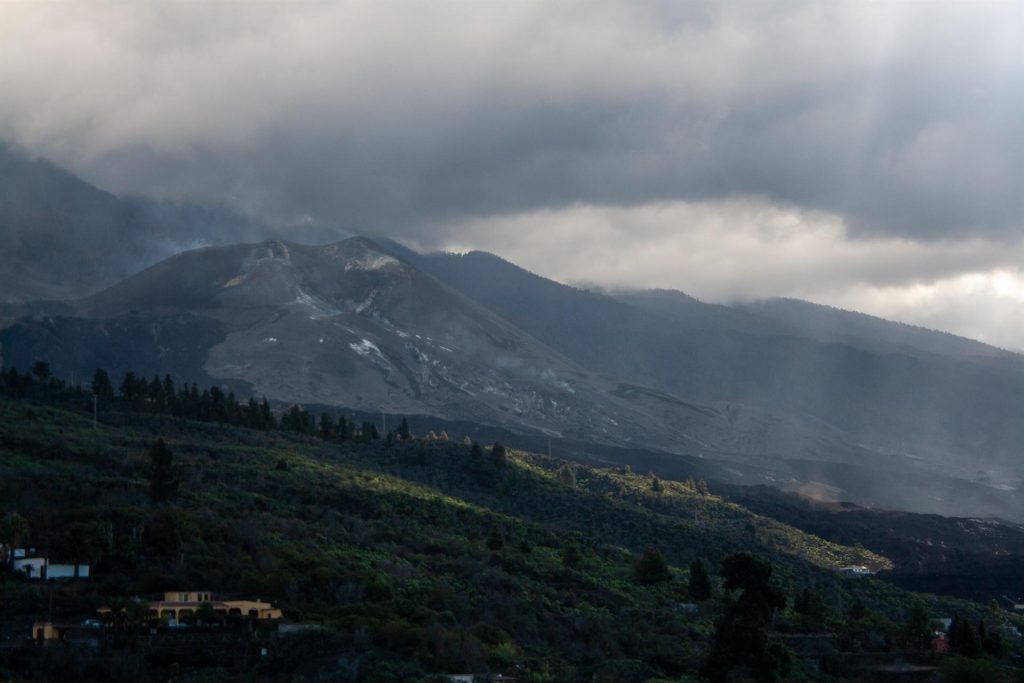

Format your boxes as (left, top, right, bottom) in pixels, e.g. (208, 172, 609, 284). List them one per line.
(2, 1, 1024, 348)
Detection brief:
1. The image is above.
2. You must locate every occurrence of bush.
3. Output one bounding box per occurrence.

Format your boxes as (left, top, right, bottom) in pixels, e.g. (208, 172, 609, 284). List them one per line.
(634, 548, 671, 585)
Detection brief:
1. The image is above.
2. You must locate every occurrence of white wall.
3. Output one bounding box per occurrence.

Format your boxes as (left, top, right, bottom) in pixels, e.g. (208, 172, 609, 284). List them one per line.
(13, 557, 45, 577)
(45, 563, 90, 579)
(12, 558, 90, 579)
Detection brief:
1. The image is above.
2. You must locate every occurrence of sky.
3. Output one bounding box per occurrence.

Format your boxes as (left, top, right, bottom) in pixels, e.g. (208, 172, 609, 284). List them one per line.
(2, 0, 1024, 349)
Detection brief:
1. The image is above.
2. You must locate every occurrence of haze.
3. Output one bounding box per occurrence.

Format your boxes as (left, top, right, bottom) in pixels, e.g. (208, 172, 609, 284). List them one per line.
(2, 1, 1023, 348)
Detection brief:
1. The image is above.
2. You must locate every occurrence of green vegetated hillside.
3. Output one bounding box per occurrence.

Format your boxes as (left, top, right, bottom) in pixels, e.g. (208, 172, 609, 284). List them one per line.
(0, 387, 1020, 682)
(721, 485, 1024, 604)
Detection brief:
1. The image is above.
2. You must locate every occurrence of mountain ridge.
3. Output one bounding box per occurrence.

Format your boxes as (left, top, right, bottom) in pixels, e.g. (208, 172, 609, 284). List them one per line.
(5, 237, 1024, 519)
(3, 147, 1024, 519)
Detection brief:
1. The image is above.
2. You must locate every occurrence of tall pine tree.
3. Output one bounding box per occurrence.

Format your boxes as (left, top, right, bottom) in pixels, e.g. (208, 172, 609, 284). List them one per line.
(149, 438, 178, 502)
(689, 559, 713, 601)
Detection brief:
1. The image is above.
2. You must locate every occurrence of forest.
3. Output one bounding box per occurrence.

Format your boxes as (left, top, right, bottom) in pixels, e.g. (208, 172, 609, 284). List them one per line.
(1, 365, 1022, 681)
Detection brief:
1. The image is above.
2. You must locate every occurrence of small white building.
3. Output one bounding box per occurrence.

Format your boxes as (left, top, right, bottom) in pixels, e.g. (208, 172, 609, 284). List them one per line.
(11, 550, 89, 580)
(838, 565, 872, 577)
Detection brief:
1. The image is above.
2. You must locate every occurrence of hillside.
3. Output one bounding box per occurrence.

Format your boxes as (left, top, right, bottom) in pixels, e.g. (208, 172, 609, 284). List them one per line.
(0, 237, 912, 467)
(0, 143, 267, 303)
(4, 236, 1024, 520)
(1, 237, 741, 453)
(720, 485, 1024, 604)
(740, 298, 1015, 361)
(3, 382, 1012, 681)
(390, 246, 1024, 518)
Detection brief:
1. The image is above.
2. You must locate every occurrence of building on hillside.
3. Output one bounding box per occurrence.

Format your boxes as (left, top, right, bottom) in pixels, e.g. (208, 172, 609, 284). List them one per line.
(838, 565, 872, 577)
(10, 548, 90, 580)
(31, 621, 61, 643)
(30, 620, 101, 646)
(97, 591, 283, 622)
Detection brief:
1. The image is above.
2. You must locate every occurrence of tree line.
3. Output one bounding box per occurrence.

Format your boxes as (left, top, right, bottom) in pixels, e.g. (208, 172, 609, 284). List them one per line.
(0, 361, 381, 442)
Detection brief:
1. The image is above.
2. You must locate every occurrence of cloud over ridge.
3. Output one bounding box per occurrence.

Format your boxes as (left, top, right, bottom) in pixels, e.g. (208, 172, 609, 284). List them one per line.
(1, 0, 1022, 346)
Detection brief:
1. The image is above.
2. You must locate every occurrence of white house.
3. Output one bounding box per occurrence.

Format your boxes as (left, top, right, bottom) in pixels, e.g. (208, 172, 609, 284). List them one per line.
(838, 565, 872, 576)
(11, 550, 89, 580)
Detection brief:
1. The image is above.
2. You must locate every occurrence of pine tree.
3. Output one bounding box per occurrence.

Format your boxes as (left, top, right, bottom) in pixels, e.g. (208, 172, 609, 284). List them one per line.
(31, 361, 51, 383)
(904, 600, 931, 649)
(198, 389, 212, 421)
(260, 398, 276, 429)
(704, 553, 789, 682)
(981, 620, 1004, 656)
(246, 397, 260, 428)
(950, 613, 980, 658)
(361, 422, 379, 441)
(491, 442, 507, 466)
(283, 405, 315, 433)
(319, 412, 336, 439)
(339, 415, 354, 441)
(91, 368, 114, 400)
(149, 375, 166, 412)
(148, 438, 178, 502)
(120, 371, 138, 401)
(689, 559, 712, 601)
(557, 464, 577, 488)
(162, 375, 176, 409)
(397, 417, 411, 440)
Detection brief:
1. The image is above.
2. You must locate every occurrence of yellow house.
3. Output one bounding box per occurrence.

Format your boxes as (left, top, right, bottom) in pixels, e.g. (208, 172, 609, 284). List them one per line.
(31, 621, 61, 642)
(98, 591, 283, 622)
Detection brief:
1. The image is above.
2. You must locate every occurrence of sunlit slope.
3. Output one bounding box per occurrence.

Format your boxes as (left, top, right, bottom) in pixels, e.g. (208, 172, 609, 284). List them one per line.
(13, 392, 1019, 679)
(398, 246, 1024, 512)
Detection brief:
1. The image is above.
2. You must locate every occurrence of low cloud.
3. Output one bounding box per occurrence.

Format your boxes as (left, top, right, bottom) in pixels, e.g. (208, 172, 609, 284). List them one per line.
(1, 1, 1022, 345)
(1, 1, 1021, 241)
(434, 198, 1024, 351)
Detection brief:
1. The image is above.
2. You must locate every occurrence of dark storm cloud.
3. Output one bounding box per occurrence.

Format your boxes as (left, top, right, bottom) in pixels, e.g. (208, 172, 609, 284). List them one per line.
(2, 0, 1022, 243)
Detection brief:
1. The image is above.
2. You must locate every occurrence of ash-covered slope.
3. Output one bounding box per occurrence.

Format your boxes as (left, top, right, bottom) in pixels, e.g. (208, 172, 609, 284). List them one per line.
(22, 236, 778, 451)
(391, 246, 1024, 474)
(7, 237, 1024, 518)
(77, 238, 592, 427)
